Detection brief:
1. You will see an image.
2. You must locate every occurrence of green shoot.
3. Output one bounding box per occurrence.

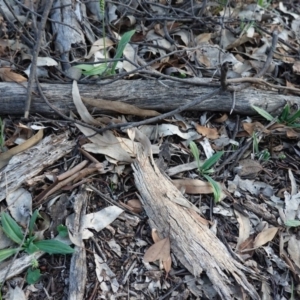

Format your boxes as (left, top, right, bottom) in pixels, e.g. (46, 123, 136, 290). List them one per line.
(252, 104, 300, 128)
(189, 141, 224, 203)
(76, 29, 135, 76)
(0, 211, 74, 263)
(252, 105, 274, 121)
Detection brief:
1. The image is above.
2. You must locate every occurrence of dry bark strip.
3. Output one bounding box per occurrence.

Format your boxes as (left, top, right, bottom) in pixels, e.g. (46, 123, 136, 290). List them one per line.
(1, 80, 297, 116)
(132, 154, 261, 300)
(0, 132, 75, 202)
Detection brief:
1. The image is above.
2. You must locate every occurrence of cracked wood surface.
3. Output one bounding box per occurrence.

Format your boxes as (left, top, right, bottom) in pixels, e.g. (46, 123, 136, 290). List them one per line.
(1, 80, 297, 116)
(132, 153, 261, 300)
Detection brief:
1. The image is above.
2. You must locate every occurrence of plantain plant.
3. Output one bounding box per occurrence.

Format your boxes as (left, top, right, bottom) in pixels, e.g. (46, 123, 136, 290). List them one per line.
(0, 210, 74, 263)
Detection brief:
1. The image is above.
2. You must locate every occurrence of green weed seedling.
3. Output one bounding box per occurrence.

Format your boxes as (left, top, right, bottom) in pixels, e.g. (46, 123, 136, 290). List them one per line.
(75, 29, 135, 76)
(252, 132, 270, 161)
(0, 210, 74, 264)
(189, 141, 224, 203)
(252, 104, 300, 128)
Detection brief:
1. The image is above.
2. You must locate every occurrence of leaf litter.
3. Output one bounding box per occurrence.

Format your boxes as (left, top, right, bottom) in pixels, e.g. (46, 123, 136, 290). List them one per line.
(1, 0, 300, 299)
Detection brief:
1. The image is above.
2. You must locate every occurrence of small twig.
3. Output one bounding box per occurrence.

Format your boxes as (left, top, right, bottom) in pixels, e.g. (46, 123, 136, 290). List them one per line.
(24, 0, 54, 118)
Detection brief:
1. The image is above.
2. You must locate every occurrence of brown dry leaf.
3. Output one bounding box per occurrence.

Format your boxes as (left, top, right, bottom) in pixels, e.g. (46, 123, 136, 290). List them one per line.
(253, 227, 278, 249)
(293, 61, 300, 74)
(163, 256, 172, 275)
(144, 237, 171, 263)
(193, 124, 219, 139)
(243, 121, 269, 136)
(127, 127, 152, 158)
(0, 67, 27, 82)
(214, 114, 228, 123)
(235, 210, 251, 250)
(172, 179, 213, 194)
(83, 97, 160, 117)
(0, 129, 43, 169)
(286, 128, 299, 138)
(238, 159, 262, 177)
(287, 235, 300, 269)
(151, 228, 161, 243)
(126, 199, 142, 213)
(72, 81, 100, 125)
(85, 37, 114, 59)
(238, 235, 255, 256)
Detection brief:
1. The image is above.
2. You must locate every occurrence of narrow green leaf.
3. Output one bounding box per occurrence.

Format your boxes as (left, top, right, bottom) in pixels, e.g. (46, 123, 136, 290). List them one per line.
(201, 151, 224, 172)
(251, 105, 274, 121)
(285, 220, 300, 227)
(0, 248, 19, 262)
(26, 268, 41, 284)
(1, 212, 24, 244)
(73, 64, 97, 72)
(279, 105, 290, 122)
(110, 30, 135, 74)
(204, 175, 222, 203)
(189, 141, 201, 172)
(34, 240, 74, 254)
(286, 110, 300, 124)
(29, 210, 40, 236)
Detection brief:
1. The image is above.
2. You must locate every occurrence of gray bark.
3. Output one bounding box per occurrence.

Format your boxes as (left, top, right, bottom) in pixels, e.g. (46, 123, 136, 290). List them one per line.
(0, 80, 295, 116)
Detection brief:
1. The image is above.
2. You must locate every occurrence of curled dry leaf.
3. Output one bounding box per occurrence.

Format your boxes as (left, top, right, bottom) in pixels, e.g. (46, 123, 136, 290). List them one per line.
(144, 237, 170, 262)
(237, 159, 262, 177)
(72, 81, 100, 125)
(151, 228, 161, 243)
(172, 179, 213, 194)
(214, 114, 228, 123)
(0, 129, 43, 169)
(242, 122, 269, 136)
(127, 199, 142, 213)
(193, 123, 219, 139)
(0, 67, 27, 82)
(253, 227, 278, 249)
(83, 97, 160, 117)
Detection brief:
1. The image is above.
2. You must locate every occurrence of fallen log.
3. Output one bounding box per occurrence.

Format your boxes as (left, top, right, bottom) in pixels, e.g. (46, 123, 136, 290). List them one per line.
(132, 152, 261, 299)
(1, 80, 297, 116)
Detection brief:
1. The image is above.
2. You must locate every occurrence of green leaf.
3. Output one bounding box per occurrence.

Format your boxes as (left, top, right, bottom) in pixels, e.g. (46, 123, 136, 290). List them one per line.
(279, 105, 290, 122)
(285, 220, 300, 227)
(201, 151, 224, 173)
(189, 141, 201, 172)
(29, 210, 40, 236)
(0, 248, 19, 262)
(34, 240, 74, 254)
(26, 267, 41, 284)
(251, 105, 274, 121)
(25, 240, 40, 254)
(110, 30, 135, 74)
(74, 64, 97, 72)
(286, 110, 300, 125)
(204, 174, 222, 203)
(1, 212, 24, 244)
(57, 224, 68, 238)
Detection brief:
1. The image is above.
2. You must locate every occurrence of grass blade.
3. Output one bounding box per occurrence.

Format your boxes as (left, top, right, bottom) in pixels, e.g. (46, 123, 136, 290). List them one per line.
(203, 175, 222, 203)
(201, 151, 224, 172)
(110, 30, 135, 74)
(189, 141, 201, 172)
(252, 105, 274, 121)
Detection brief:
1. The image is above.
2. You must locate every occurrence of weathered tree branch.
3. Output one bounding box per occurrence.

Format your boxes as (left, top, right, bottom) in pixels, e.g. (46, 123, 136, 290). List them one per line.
(1, 80, 296, 116)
